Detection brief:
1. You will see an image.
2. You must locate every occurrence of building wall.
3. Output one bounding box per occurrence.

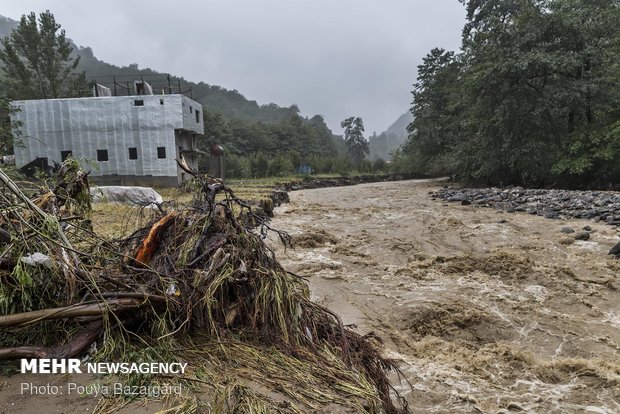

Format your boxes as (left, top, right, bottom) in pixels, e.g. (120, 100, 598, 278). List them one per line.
(12, 94, 204, 185)
(180, 95, 204, 134)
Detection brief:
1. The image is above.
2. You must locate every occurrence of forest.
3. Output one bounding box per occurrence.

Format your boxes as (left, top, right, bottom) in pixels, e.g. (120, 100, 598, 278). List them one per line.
(394, 0, 620, 188)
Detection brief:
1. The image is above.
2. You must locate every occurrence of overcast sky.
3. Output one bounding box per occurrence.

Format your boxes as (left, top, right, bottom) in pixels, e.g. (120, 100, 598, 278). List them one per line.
(1, 1, 466, 134)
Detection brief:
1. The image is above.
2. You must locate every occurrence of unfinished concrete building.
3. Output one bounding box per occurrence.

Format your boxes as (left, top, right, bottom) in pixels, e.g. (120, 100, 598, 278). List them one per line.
(12, 92, 205, 186)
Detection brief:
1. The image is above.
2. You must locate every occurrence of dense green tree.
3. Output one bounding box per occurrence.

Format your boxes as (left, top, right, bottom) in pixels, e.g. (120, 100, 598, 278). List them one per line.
(399, 0, 620, 187)
(403, 48, 462, 176)
(340, 117, 369, 164)
(0, 98, 21, 154)
(0, 11, 88, 99)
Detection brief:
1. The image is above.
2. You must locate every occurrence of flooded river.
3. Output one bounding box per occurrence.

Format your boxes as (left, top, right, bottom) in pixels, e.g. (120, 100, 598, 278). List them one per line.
(270, 179, 620, 414)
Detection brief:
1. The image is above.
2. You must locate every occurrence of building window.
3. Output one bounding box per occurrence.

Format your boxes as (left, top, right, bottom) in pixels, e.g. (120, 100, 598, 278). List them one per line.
(195, 109, 200, 123)
(128, 147, 138, 160)
(189, 106, 193, 114)
(157, 147, 166, 159)
(160, 99, 164, 105)
(60, 150, 72, 161)
(97, 150, 109, 161)
(134, 100, 144, 106)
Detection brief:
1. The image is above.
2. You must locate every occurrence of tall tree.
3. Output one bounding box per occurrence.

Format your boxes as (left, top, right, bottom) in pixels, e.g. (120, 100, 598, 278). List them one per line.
(399, 0, 620, 187)
(0, 10, 87, 99)
(0, 98, 22, 154)
(340, 117, 369, 164)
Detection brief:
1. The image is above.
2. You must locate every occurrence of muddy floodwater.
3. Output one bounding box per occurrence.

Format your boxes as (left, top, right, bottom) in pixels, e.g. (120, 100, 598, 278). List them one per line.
(269, 179, 620, 414)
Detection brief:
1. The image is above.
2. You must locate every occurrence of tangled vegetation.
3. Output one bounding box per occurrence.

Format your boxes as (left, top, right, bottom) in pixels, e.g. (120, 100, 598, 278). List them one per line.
(0, 160, 409, 413)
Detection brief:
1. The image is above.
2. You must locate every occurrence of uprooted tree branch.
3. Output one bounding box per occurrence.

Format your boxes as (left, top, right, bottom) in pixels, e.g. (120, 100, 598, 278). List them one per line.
(0, 159, 410, 413)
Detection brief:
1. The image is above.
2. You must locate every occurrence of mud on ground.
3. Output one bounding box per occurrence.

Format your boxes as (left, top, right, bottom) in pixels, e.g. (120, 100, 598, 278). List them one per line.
(270, 179, 620, 414)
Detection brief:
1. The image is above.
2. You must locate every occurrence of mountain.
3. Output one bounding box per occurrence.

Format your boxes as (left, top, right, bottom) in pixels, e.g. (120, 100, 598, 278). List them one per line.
(0, 13, 348, 163)
(368, 111, 412, 160)
(0, 15, 17, 39)
(0, 14, 310, 125)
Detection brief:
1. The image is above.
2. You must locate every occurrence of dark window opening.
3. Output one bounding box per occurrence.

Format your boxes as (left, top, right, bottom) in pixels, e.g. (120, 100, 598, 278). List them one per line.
(97, 150, 109, 162)
(160, 99, 164, 105)
(134, 100, 144, 106)
(157, 147, 166, 159)
(195, 110, 200, 123)
(189, 106, 193, 114)
(128, 147, 138, 160)
(61, 150, 72, 161)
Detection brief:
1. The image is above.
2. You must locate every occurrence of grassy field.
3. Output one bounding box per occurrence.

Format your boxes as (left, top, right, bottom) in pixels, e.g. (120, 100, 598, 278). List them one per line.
(91, 175, 340, 238)
(0, 169, 342, 238)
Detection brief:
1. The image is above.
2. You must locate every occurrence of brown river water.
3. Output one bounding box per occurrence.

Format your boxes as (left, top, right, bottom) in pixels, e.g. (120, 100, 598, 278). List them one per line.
(1, 179, 618, 413)
(270, 179, 620, 414)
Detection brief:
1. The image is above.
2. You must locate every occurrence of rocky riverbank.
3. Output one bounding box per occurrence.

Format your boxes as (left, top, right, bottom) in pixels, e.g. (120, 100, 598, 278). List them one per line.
(432, 186, 620, 228)
(278, 173, 420, 192)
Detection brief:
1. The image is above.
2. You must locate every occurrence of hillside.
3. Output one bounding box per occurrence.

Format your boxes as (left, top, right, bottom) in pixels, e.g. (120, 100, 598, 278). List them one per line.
(0, 14, 311, 126)
(0, 15, 17, 39)
(0, 13, 349, 166)
(75, 46, 301, 125)
(368, 111, 412, 160)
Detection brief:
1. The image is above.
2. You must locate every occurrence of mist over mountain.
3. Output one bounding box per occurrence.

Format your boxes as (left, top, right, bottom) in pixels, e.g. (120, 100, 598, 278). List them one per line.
(0, 15, 17, 39)
(368, 111, 412, 160)
(0, 13, 350, 165)
(1, 14, 311, 126)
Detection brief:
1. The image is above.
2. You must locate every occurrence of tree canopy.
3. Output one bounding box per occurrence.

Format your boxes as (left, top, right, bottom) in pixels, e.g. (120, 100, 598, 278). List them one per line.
(341, 117, 369, 164)
(0, 10, 87, 100)
(397, 0, 620, 188)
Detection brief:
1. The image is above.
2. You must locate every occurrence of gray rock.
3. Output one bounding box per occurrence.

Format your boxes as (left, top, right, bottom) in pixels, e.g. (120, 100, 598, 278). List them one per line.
(574, 231, 590, 241)
(561, 227, 575, 234)
(583, 225, 592, 231)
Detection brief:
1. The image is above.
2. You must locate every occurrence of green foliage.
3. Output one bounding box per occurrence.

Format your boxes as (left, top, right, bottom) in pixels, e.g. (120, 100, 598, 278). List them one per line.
(399, 0, 620, 187)
(0, 11, 88, 100)
(0, 97, 22, 154)
(198, 108, 355, 177)
(268, 154, 295, 177)
(373, 158, 387, 172)
(340, 117, 369, 164)
(251, 153, 270, 178)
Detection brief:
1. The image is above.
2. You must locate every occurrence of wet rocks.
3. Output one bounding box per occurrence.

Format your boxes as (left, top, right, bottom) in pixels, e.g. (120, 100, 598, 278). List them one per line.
(609, 241, 620, 257)
(574, 231, 590, 241)
(432, 187, 620, 228)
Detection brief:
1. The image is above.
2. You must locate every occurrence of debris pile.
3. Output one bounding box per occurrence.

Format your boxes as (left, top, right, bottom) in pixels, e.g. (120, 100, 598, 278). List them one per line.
(0, 160, 409, 413)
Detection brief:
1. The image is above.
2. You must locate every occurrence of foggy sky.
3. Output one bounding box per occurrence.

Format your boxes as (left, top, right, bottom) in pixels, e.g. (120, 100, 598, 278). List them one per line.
(1, 1, 466, 135)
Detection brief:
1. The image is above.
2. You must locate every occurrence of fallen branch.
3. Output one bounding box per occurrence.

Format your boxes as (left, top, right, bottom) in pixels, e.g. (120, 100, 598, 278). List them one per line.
(134, 211, 177, 266)
(0, 296, 165, 328)
(0, 320, 103, 360)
